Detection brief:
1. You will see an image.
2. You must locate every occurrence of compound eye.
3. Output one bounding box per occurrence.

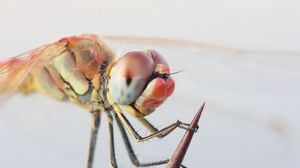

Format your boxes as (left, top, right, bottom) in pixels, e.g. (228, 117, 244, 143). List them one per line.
(109, 51, 154, 105)
(146, 49, 168, 66)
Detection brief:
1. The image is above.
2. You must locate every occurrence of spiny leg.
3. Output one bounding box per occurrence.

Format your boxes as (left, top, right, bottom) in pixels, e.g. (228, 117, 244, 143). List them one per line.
(111, 104, 196, 142)
(137, 117, 177, 138)
(137, 117, 195, 135)
(136, 117, 159, 134)
(114, 112, 170, 167)
(86, 111, 101, 168)
(106, 112, 118, 168)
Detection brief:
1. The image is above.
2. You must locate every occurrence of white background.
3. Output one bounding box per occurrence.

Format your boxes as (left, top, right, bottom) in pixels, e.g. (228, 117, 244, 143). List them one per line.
(0, 0, 299, 168)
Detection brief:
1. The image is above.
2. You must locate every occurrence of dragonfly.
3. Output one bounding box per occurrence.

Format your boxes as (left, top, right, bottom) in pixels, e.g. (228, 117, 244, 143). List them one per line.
(0, 34, 195, 168)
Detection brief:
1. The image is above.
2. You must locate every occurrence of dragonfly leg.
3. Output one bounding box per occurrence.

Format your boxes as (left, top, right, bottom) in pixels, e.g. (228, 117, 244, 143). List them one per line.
(106, 112, 118, 168)
(137, 117, 170, 138)
(111, 104, 195, 142)
(114, 113, 187, 168)
(137, 117, 199, 138)
(114, 112, 167, 167)
(86, 110, 101, 168)
(136, 117, 159, 133)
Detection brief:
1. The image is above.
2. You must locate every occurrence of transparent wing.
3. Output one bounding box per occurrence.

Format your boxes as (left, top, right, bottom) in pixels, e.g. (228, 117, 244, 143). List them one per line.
(0, 41, 68, 101)
(103, 35, 300, 56)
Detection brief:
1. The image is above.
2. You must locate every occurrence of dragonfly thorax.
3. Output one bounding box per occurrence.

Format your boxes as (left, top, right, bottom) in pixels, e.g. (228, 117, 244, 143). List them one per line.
(21, 35, 115, 111)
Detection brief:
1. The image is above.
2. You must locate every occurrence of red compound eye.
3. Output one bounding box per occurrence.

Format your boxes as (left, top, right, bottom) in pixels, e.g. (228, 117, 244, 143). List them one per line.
(119, 51, 154, 79)
(109, 51, 154, 105)
(133, 50, 175, 116)
(134, 76, 175, 115)
(147, 49, 168, 66)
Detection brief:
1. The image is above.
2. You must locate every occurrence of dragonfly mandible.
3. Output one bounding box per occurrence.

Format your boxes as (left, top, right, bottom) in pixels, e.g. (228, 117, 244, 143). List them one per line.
(0, 34, 194, 168)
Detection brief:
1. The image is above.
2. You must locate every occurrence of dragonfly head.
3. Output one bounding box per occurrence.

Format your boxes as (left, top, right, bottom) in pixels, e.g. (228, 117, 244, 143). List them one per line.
(108, 50, 175, 117)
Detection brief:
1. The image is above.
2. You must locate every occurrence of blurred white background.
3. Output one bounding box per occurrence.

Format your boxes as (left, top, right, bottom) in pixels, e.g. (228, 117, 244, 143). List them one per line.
(0, 0, 299, 168)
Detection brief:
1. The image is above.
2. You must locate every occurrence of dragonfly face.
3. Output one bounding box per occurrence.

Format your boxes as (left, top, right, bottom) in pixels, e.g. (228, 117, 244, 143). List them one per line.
(108, 50, 175, 117)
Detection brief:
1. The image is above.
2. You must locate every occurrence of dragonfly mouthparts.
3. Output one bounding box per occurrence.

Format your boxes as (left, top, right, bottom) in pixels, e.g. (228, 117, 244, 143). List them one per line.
(148, 71, 170, 82)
